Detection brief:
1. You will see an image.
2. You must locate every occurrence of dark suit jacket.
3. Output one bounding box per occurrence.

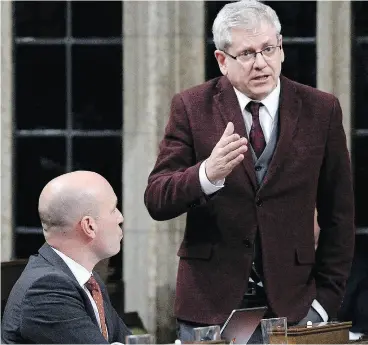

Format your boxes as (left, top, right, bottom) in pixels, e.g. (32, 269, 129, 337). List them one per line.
(144, 75, 355, 325)
(1, 243, 131, 344)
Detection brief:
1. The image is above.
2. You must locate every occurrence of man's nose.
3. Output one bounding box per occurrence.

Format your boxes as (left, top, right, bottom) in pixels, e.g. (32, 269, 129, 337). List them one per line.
(253, 52, 267, 69)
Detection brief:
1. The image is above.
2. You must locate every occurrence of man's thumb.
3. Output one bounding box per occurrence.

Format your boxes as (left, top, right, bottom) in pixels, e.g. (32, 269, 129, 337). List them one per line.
(222, 122, 234, 137)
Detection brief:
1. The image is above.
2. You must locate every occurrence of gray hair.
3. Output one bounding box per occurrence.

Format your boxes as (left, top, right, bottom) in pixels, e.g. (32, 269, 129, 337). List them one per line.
(212, 0, 282, 51)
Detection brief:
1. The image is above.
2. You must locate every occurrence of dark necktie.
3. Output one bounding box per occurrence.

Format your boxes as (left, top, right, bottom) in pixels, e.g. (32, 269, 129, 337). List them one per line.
(246, 101, 266, 158)
(85, 275, 108, 340)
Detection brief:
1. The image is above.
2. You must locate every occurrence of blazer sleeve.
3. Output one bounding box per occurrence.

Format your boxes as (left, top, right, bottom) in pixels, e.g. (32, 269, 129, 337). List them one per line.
(20, 274, 110, 344)
(110, 307, 132, 343)
(144, 93, 206, 221)
(315, 97, 355, 318)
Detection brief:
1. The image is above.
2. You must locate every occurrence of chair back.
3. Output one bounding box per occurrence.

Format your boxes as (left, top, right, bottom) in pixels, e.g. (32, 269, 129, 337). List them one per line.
(1, 259, 28, 316)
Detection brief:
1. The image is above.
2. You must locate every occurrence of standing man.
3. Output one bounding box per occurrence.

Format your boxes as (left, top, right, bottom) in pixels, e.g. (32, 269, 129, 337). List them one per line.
(144, 0, 354, 341)
(2, 171, 131, 344)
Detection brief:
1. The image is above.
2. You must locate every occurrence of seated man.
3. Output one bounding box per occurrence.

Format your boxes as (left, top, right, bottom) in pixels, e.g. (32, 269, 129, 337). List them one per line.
(2, 171, 131, 344)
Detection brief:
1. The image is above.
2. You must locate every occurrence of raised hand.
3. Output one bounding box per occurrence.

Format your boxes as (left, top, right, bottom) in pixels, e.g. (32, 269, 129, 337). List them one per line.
(205, 122, 248, 183)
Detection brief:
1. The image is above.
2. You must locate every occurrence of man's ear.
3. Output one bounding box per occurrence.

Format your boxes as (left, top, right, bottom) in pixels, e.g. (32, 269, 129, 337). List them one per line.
(214, 50, 228, 76)
(80, 216, 97, 239)
(278, 35, 285, 63)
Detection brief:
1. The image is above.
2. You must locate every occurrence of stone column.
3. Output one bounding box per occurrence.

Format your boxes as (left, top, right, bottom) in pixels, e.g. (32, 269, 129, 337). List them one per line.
(1, 1, 13, 261)
(317, 1, 352, 152)
(123, 1, 204, 342)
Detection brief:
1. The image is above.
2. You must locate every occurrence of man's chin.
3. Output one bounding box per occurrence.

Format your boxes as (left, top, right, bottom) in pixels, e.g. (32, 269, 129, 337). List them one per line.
(112, 246, 121, 256)
(249, 84, 275, 100)
(101, 247, 121, 260)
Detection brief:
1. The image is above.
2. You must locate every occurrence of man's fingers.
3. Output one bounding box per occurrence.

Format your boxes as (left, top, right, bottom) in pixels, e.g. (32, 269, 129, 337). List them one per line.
(226, 153, 245, 170)
(222, 133, 242, 146)
(221, 137, 248, 155)
(208, 123, 247, 180)
(207, 140, 246, 181)
(223, 144, 248, 163)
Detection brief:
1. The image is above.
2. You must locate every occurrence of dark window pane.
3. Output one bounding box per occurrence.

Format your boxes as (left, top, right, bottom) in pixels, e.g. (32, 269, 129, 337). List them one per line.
(354, 44, 368, 129)
(72, 1, 122, 38)
(205, 1, 232, 39)
(15, 234, 45, 259)
(72, 137, 122, 206)
(15, 138, 66, 227)
(354, 235, 368, 257)
(72, 46, 122, 130)
(282, 44, 316, 87)
(205, 1, 316, 40)
(353, 1, 368, 36)
(264, 1, 316, 37)
(205, 43, 221, 80)
(15, 45, 66, 129)
(353, 137, 368, 228)
(74, 137, 123, 279)
(14, 1, 66, 38)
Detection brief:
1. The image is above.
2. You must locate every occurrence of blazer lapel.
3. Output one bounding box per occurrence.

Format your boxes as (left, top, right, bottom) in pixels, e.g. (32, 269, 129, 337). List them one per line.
(38, 243, 102, 328)
(260, 76, 301, 189)
(80, 290, 101, 327)
(103, 298, 114, 339)
(213, 77, 257, 190)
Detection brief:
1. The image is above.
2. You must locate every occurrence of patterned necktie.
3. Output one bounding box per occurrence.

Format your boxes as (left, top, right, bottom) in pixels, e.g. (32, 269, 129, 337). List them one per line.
(85, 275, 108, 340)
(246, 101, 266, 158)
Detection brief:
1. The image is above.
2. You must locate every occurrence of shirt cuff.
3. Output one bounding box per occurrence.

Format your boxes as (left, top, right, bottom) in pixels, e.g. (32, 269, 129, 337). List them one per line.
(199, 160, 225, 195)
(312, 299, 328, 322)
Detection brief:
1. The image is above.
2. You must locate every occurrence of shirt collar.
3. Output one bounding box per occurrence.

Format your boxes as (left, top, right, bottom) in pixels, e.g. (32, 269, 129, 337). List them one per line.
(51, 247, 92, 287)
(233, 78, 281, 119)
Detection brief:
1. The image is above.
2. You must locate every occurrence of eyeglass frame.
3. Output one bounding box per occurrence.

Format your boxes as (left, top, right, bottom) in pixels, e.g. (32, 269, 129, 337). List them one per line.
(221, 44, 282, 63)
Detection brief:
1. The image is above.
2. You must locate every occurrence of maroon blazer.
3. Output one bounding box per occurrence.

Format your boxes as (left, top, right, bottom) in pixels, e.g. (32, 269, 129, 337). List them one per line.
(144, 75, 355, 325)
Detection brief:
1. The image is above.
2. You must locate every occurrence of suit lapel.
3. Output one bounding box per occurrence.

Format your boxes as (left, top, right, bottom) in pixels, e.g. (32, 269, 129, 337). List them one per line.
(104, 300, 113, 339)
(260, 76, 301, 189)
(213, 77, 257, 190)
(80, 290, 101, 327)
(38, 243, 104, 329)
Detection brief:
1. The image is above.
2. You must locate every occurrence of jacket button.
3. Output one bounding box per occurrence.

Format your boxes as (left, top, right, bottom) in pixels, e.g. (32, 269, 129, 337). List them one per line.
(256, 199, 263, 207)
(243, 239, 251, 248)
(255, 166, 262, 171)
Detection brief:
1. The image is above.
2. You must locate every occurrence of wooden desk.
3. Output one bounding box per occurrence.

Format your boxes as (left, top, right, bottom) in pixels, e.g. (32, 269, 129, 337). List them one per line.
(270, 321, 352, 344)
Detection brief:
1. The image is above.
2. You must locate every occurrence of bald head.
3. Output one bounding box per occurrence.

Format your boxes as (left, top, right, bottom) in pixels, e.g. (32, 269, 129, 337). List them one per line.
(38, 171, 111, 235)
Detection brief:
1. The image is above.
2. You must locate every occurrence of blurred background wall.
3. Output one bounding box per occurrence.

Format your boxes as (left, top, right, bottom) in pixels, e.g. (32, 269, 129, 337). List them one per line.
(1, 1, 367, 342)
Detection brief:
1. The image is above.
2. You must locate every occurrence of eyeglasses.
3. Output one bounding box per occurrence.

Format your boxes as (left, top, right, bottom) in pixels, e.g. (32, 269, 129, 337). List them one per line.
(222, 45, 281, 63)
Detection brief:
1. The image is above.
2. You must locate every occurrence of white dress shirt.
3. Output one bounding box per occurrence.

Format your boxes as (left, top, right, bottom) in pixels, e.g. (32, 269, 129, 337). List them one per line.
(199, 79, 280, 195)
(198, 79, 328, 322)
(51, 247, 107, 335)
